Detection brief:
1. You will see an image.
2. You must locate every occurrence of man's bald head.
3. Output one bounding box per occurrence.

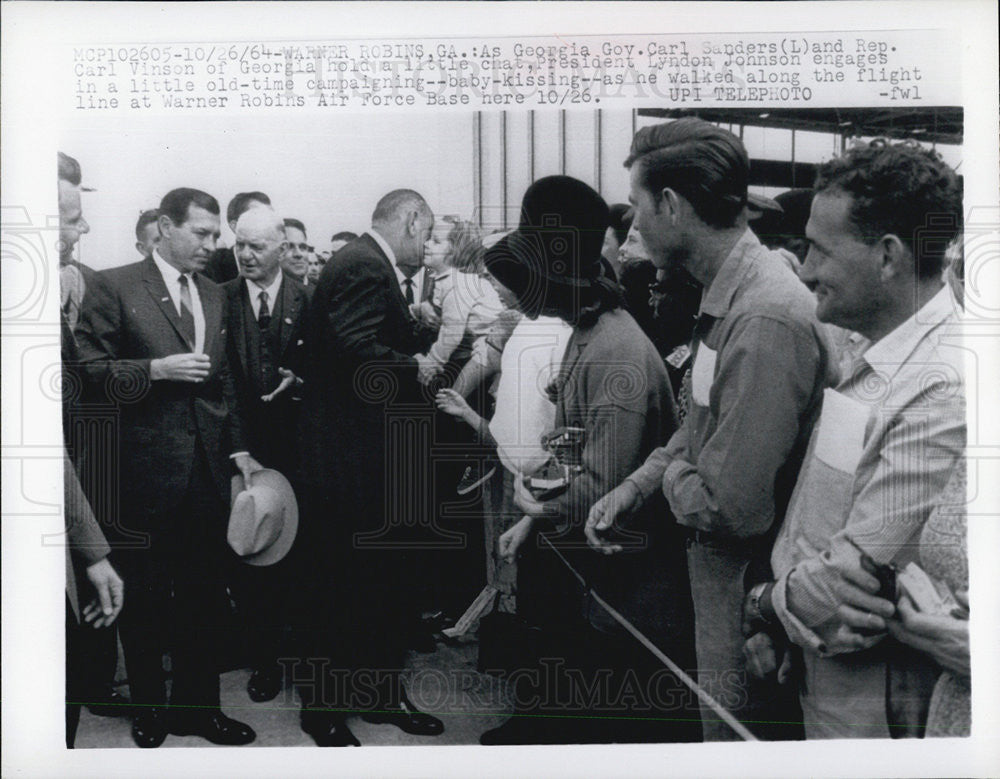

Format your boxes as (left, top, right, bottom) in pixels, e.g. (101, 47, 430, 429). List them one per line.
(237, 206, 286, 241)
(370, 189, 434, 273)
(234, 207, 287, 287)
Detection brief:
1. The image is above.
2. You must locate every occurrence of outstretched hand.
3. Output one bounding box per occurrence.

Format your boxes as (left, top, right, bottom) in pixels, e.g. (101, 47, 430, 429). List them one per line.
(435, 388, 472, 420)
(584, 481, 641, 555)
(262, 368, 300, 402)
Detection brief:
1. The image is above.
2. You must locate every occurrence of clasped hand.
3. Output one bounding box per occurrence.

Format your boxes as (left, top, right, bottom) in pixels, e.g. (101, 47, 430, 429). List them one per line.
(151, 352, 210, 382)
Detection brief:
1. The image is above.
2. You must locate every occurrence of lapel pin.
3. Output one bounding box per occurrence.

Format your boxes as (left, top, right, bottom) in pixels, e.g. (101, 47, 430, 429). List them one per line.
(284, 317, 293, 324)
(161, 297, 169, 302)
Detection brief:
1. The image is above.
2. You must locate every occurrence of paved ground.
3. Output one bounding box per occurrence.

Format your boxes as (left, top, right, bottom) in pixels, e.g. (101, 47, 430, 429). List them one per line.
(74, 636, 515, 748)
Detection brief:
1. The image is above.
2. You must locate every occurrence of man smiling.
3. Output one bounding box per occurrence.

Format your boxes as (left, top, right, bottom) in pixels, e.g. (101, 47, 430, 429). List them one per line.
(746, 140, 965, 738)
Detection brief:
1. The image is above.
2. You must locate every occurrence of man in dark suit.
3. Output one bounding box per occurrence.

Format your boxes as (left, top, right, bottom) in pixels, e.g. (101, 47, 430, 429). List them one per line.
(223, 206, 308, 702)
(75, 187, 263, 748)
(201, 191, 271, 283)
(297, 189, 441, 746)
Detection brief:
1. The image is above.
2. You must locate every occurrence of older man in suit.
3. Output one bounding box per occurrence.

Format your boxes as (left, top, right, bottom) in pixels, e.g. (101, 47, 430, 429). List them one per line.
(297, 189, 441, 746)
(75, 187, 262, 748)
(224, 206, 308, 702)
(202, 191, 271, 283)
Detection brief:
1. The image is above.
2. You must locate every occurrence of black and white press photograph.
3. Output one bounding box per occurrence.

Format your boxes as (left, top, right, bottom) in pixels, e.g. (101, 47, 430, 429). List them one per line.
(2, 2, 998, 777)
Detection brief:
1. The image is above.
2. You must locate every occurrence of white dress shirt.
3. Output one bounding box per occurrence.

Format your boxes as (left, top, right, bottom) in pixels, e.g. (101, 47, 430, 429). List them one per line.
(244, 269, 284, 321)
(368, 229, 425, 301)
(152, 249, 205, 353)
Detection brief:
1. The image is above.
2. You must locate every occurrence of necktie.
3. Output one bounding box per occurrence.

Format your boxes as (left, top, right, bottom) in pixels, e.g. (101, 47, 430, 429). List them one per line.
(403, 277, 415, 305)
(258, 290, 271, 329)
(177, 274, 195, 348)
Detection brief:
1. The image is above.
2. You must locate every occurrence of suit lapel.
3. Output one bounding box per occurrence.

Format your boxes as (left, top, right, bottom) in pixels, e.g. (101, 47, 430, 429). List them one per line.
(141, 257, 192, 350)
(277, 278, 301, 359)
(197, 275, 221, 356)
(232, 282, 250, 375)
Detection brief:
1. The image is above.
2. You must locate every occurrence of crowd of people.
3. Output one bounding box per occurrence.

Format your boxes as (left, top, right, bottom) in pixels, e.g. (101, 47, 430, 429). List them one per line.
(59, 116, 969, 749)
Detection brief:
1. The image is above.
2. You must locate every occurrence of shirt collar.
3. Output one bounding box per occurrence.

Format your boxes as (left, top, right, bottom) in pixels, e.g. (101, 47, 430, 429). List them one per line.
(861, 284, 956, 379)
(152, 249, 189, 285)
(699, 229, 760, 319)
(244, 268, 283, 301)
(367, 229, 396, 266)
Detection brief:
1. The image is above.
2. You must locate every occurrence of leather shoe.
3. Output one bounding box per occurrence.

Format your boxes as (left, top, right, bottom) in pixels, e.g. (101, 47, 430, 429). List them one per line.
(247, 664, 283, 703)
(131, 708, 167, 748)
(169, 710, 256, 746)
(87, 689, 132, 717)
(301, 713, 360, 747)
(361, 691, 444, 736)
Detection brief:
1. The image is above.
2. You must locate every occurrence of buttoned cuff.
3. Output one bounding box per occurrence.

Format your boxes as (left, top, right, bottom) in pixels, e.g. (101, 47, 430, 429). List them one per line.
(663, 459, 689, 496)
(229, 451, 250, 460)
(771, 569, 829, 656)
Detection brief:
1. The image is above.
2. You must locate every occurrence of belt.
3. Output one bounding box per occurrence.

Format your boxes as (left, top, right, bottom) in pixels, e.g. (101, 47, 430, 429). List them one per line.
(682, 525, 769, 556)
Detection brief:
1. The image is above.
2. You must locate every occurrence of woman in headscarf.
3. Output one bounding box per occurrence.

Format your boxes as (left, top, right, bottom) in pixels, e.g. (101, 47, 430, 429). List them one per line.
(478, 176, 698, 745)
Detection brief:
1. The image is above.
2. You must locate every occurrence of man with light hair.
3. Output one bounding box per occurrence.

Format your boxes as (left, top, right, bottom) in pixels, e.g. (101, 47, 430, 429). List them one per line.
(202, 191, 272, 283)
(223, 206, 309, 705)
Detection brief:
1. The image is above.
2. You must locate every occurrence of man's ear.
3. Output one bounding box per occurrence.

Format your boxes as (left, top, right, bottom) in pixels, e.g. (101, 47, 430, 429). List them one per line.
(158, 214, 173, 239)
(135, 241, 144, 255)
(404, 210, 421, 237)
(660, 188, 682, 223)
(877, 233, 911, 281)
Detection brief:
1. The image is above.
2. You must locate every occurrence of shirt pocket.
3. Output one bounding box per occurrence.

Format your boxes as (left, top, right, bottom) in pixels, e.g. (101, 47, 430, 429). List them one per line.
(814, 388, 870, 474)
(690, 344, 717, 407)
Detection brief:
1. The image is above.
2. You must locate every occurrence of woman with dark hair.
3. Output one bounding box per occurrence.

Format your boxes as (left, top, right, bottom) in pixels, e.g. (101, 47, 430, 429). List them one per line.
(601, 202, 632, 279)
(479, 176, 698, 745)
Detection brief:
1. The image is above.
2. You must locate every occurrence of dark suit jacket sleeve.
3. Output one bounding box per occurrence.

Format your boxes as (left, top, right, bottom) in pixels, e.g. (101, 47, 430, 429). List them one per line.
(324, 257, 420, 369)
(73, 270, 153, 399)
(221, 337, 247, 455)
(216, 284, 247, 455)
